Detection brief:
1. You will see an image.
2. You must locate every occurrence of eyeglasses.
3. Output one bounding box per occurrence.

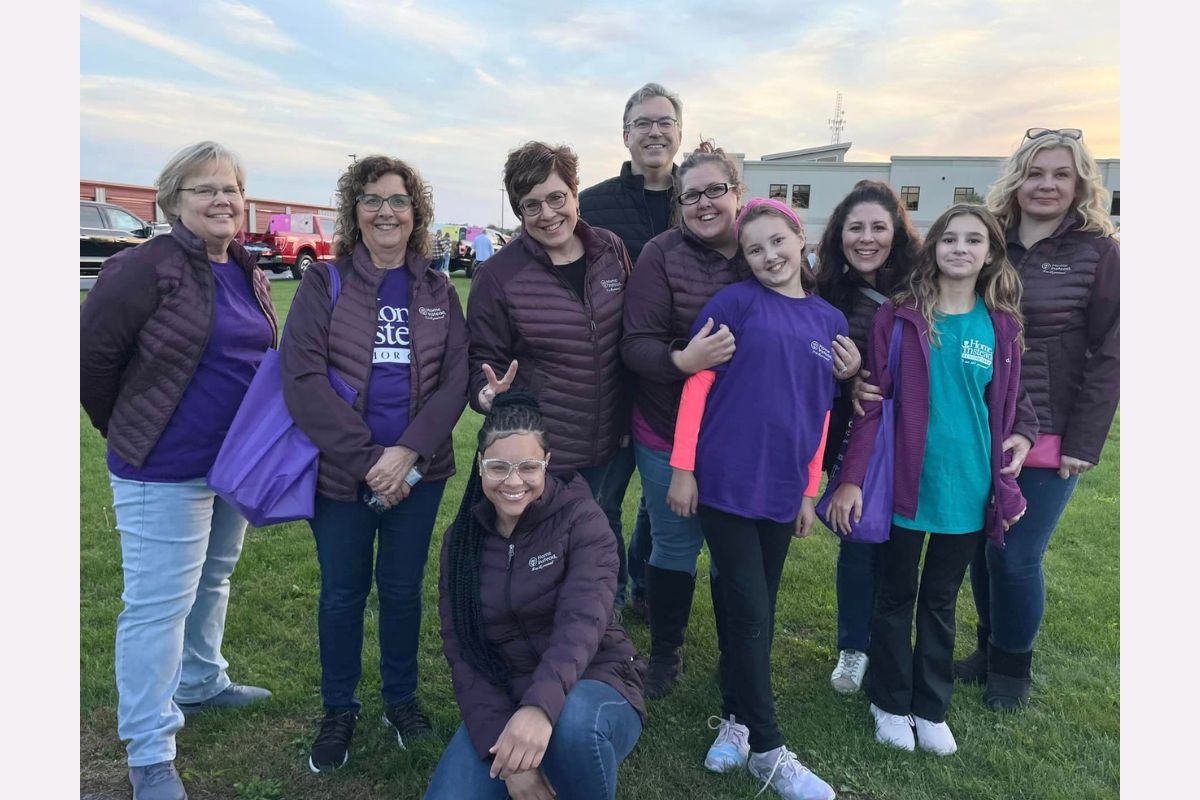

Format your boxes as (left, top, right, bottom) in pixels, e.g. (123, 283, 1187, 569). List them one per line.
(518, 191, 569, 218)
(678, 182, 732, 206)
(1025, 128, 1083, 141)
(357, 193, 414, 211)
(180, 185, 243, 200)
(624, 116, 678, 134)
(479, 457, 548, 482)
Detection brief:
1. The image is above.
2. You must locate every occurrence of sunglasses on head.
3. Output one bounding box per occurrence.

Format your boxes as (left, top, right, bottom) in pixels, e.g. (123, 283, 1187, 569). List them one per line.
(1025, 128, 1083, 141)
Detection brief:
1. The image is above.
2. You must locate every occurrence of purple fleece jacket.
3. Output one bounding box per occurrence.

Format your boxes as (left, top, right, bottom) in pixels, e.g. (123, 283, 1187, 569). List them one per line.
(836, 301, 1027, 547)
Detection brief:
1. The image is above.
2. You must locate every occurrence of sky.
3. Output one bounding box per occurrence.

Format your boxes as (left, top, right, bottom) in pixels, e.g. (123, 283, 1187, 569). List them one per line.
(80, 0, 1120, 228)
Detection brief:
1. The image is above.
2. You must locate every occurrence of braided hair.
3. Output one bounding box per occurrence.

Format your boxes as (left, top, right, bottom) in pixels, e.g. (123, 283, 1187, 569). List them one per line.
(447, 391, 549, 687)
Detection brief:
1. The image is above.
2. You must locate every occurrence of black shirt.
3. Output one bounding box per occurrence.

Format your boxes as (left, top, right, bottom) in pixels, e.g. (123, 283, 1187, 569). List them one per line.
(645, 189, 672, 237)
(557, 255, 588, 301)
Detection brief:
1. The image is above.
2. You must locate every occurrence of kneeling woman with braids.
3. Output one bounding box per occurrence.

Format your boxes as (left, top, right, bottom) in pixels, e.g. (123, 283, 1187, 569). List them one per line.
(425, 393, 646, 800)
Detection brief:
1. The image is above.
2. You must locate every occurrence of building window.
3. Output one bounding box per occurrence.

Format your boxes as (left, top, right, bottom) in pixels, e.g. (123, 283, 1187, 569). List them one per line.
(1111, 190, 1120, 216)
(901, 186, 920, 211)
(769, 184, 787, 201)
(953, 187, 975, 204)
(791, 184, 811, 209)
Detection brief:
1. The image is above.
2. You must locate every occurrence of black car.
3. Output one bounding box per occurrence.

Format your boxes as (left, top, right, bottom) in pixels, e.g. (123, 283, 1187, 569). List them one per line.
(81, 200, 158, 276)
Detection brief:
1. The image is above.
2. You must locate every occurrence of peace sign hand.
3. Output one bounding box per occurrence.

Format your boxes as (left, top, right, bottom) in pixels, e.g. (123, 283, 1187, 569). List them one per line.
(479, 360, 519, 412)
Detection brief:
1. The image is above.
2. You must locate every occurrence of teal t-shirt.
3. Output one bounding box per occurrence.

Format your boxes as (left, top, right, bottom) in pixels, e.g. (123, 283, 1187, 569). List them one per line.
(894, 299, 994, 534)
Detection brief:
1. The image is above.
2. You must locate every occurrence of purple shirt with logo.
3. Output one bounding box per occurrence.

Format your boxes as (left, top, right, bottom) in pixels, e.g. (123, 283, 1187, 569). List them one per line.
(364, 267, 413, 445)
(692, 279, 848, 522)
(108, 260, 273, 482)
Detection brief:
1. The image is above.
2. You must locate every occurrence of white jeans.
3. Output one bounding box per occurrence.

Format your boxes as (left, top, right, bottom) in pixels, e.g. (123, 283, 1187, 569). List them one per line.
(110, 474, 248, 766)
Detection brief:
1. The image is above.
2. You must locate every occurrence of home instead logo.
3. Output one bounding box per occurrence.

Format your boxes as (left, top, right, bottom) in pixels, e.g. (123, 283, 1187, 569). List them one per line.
(418, 306, 447, 320)
(809, 340, 833, 362)
(528, 551, 559, 573)
(1041, 262, 1071, 274)
(961, 338, 994, 369)
(600, 278, 623, 293)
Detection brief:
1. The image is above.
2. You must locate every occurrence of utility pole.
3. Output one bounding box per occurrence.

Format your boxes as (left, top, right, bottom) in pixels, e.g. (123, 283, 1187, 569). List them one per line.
(828, 93, 846, 144)
(499, 188, 506, 231)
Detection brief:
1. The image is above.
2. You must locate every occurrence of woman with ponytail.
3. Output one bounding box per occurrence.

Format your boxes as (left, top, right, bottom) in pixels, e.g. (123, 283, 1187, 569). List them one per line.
(425, 393, 645, 800)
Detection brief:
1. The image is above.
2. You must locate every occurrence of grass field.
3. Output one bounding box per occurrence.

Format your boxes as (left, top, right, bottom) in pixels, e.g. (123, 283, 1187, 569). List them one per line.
(80, 277, 1119, 799)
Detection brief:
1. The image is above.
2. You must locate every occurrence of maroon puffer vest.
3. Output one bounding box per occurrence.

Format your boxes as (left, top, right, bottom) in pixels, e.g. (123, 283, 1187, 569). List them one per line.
(318, 244, 459, 497)
(103, 223, 276, 466)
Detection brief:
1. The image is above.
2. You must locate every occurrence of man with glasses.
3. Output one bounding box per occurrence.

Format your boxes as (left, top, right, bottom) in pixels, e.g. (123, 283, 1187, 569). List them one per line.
(578, 83, 684, 622)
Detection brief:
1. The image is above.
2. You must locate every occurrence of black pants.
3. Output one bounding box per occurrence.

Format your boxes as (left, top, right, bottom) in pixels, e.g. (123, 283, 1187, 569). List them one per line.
(698, 505, 793, 753)
(867, 524, 982, 723)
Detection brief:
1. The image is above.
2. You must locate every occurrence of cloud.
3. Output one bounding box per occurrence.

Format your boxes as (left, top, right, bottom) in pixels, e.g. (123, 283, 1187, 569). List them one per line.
(207, 1, 299, 53)
(80, 0, 276, 83)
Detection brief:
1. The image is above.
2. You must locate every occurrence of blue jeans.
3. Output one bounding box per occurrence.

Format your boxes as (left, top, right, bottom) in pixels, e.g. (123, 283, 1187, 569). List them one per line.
(309, 480, 446, 710)
(836, 539, 880, 652)
(627, 496, 652, 599)
(110, 475, 248, 766)
(968, 468, 1079, 653)
(635, 443, 707, 575)
(438, 253, 451, 274)
(424, 680, 642, 800)
(577, 448, 635, 609)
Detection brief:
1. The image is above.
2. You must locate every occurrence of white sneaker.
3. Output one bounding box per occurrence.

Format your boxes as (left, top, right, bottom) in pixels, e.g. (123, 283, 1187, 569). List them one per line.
(869, 703, 915, 751)
(913, 715, 958, 756)
(830, 650, 868, 694)
(747, 745, 835, 800)
(704, 714, 750, 773)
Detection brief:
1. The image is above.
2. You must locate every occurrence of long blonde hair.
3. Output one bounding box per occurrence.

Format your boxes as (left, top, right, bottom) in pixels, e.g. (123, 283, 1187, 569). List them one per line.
(986, 134, 1116, 237)
(897, 204, 1024, 349)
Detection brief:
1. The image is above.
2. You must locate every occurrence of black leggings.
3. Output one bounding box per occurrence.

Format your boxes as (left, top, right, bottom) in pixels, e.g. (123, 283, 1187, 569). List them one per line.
(867, 525, 982, 722)
(698, 505, 793, 753)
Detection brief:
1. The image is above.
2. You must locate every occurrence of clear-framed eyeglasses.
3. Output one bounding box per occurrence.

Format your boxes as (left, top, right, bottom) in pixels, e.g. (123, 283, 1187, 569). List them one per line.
(479, 457, 549, 482)
(518, 191, 569, 218)
(180, 185, 244, 200)
(357, 193, 414, 211)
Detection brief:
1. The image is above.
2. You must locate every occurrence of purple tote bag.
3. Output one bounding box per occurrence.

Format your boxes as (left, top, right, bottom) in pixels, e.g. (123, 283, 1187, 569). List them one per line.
(816, 318, 903, 543)
(208, 266, 354, 528)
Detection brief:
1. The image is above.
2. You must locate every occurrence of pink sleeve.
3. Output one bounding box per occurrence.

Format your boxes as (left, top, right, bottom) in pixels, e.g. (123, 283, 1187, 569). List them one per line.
(804, 411, 831, 497)
(669, 370, 717, 471)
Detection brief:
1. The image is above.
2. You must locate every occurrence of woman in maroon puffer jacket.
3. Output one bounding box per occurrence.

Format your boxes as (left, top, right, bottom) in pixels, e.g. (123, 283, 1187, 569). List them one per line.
(426, 393, 645, 800)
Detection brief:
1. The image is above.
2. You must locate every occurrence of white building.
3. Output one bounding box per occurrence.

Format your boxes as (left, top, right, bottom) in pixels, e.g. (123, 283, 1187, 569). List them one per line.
(734, 143, 1120, 244)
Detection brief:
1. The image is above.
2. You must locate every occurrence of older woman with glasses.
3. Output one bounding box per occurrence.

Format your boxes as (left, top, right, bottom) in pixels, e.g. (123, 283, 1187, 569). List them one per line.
(280, 155, 468, 772)
(466, 141, 634, 608)
(81, 141, 277, 800)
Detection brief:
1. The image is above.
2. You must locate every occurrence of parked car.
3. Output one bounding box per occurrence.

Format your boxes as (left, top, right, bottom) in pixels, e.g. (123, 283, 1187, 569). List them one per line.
(446, 227, 509, 278)
(243, 213, 336, 280)
(80, 200, 160, 276)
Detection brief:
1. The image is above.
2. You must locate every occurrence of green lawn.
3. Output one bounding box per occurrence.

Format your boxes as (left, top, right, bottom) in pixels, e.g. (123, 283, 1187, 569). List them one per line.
(80, 277, 1119, 799)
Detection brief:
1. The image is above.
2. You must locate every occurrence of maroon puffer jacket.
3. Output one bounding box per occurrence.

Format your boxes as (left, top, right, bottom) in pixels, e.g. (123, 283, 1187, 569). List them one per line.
(80, 221, 277, 465)
(466, 221, 631, 470)
(620, 223, 751, 442)
(1005, 214, 1119, 464)
(281, 243, 468, 500)
(438, 473, 645, 760)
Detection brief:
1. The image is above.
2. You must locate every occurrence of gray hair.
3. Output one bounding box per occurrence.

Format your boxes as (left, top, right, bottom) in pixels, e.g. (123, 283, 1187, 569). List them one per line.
(156, 141, 246, 223)
(622, 82, 682, 127)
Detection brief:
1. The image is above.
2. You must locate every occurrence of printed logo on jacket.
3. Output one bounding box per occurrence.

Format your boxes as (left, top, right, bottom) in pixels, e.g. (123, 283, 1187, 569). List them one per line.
(528, 551, 560, 573)
(374, 304, 410, 363)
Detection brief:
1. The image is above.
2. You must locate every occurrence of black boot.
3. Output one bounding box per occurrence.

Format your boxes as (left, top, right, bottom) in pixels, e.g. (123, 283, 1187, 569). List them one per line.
(953, 623, 991, 685)
(985, 645, 1033, 711)
(644, 565, 696, 700)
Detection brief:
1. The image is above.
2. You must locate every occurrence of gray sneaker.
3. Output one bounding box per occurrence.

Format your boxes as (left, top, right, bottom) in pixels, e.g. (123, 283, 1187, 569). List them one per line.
(129, 761, 187, 800)
(177, 683, 272, 717)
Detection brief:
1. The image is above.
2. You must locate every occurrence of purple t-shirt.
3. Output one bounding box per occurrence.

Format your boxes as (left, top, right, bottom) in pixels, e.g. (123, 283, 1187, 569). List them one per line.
(692, 279, 848, 522)
(108, 260, 273, 482)
(364, 267, 413, 445)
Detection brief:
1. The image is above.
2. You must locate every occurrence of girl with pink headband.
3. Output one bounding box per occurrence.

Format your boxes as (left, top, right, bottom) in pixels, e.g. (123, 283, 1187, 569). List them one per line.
(667, 197, 858, 800)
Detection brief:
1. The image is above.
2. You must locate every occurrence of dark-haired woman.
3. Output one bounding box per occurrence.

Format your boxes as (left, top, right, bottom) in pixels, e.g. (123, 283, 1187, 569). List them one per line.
(425, 394, 645, 800)
(812, 180, 920, 696)
(467, 141, 634, 617)
(281, 155, 467, 772)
